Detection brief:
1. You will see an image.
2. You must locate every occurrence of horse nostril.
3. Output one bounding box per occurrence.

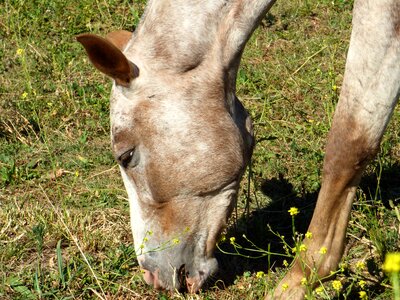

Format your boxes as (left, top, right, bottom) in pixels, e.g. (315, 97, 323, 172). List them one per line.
(143, 269, 163, 290)
(143, 269, 154, 285)
(178, 264, 186, 287)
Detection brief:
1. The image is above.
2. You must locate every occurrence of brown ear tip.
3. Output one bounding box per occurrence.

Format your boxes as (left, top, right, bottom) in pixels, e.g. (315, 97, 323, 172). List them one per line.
(76, 33, 99, 44)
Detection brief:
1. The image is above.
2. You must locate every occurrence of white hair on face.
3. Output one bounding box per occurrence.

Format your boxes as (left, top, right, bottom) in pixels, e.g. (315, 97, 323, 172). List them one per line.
(119, 166, 146, 253)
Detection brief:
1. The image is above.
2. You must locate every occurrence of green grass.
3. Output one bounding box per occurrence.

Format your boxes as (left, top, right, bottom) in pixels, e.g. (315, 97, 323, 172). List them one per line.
(1, 0, 399, 299)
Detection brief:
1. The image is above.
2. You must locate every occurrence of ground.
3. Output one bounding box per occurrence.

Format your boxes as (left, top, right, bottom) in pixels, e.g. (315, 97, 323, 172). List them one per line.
(1, 0, 400, 299)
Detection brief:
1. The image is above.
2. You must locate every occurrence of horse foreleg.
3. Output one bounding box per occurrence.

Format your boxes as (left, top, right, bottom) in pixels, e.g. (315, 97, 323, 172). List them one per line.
(268, 0, 400, 298)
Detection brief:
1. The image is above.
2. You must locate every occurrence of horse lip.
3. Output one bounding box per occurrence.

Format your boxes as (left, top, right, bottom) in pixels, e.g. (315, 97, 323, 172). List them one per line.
(185, 274, 201, 294)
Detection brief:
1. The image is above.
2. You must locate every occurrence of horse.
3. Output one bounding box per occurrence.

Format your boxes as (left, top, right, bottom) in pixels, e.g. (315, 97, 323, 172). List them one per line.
(77, 0, 400, 298)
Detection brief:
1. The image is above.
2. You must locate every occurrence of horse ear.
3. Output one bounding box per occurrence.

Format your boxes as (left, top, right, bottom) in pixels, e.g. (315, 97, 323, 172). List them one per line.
(76, 33, 139, 87)
(106, 30, 132, 51)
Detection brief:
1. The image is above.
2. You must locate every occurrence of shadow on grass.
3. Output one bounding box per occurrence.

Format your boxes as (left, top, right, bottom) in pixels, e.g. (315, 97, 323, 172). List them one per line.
(360, 162, 400, 207)
(210, 163, 400, 290)
(211, 174, 318, 289)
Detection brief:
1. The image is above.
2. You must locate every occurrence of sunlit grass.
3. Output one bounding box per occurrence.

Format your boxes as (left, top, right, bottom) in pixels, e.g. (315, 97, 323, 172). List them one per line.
(1, 0, 399, 299)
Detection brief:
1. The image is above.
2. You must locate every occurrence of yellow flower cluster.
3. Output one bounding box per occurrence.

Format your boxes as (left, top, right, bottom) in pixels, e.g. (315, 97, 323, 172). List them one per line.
(299, 244, 307, 252)
(288, 207, 299, 216)
(339, 262, 347, 272)
(359, 291, 368, 299)
(256, 271, 265, 278)
(356, 260, 366, 271)
(315, 286, 324, 295)
(383, 252, 400, 273)
(16, 48, 25, 56)
(331, 280, 342, 292)
(358, 280, 366, 289)
(292, 244, 307, 253)
(319, 246, 327, 254)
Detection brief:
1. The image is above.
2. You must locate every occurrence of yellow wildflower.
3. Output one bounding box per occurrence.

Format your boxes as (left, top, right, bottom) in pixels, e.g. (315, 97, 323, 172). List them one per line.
(230, 237, 236, 244)
(339, 262, 348, 272)
(315, 286, 324, 295)
(288, 207, 299, 216)
(147, 230, 153, 236)
(21, 92, 28, 99)
(283, 260, 289, 267)
(256, 271, 265, 278)
(139, 243, 145, 249)
(319, 246, 327, 254)
(16, 48, 25, 56)
(281, 283, 289, 291)
(143, 237, 149, 242)
(332, 280, 342, 292)
(172, 238, 180, 245)
(383, 253, 400, 273)
(300, 277, 307, 285)
(305, 231, 312, 239)
(356, 261, 366, 271)
(299, 244, 307, 252)
(359, 291, 368, 299)
(358, 280, 366, 289)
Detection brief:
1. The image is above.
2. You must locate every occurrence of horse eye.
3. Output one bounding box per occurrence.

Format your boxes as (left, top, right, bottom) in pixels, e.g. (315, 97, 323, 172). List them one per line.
(118, 148, 139, 168)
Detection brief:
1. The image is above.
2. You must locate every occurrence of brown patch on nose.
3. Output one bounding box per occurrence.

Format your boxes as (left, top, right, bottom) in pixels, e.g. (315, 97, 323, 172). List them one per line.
(152, 201, 177, 234)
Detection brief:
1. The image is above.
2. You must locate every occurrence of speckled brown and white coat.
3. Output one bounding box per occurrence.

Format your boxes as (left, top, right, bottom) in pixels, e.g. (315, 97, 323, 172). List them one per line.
(77, 0, 400, 298)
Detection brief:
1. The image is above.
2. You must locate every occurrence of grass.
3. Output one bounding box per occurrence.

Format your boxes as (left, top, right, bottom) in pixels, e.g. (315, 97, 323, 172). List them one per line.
(1, 0, 399, 299)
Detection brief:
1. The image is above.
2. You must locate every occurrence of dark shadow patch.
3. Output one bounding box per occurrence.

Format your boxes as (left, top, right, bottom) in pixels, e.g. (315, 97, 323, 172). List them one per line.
(205, 163, 400, 290)
(359, 162, 400, 207)
(208, 174, 318, 289)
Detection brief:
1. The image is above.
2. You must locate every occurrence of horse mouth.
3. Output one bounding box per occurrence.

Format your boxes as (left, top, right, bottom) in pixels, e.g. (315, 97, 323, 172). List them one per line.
(178, 264, 200, 293)
(178, 264, 187, 291)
